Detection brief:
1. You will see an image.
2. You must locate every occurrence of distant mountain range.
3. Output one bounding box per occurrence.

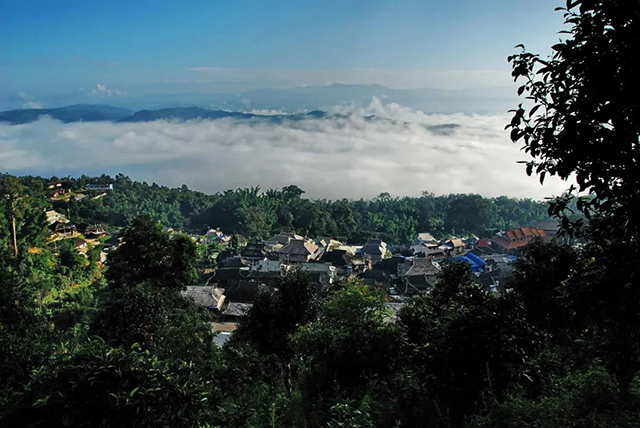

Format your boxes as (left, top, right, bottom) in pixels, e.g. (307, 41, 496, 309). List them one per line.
(0, 104, 135, 124)
(0, 84, 517, 115)
(0, 104, 331, 125)
(0, 104, 464, 136)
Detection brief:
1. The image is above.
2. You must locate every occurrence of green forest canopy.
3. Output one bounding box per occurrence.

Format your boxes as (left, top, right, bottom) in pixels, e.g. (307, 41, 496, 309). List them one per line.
(27, 173, 551, 244)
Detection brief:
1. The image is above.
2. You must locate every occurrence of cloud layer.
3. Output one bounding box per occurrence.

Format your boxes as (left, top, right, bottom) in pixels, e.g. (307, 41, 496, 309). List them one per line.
(90, 83, 127, 97)
(0, 100, 569, 200)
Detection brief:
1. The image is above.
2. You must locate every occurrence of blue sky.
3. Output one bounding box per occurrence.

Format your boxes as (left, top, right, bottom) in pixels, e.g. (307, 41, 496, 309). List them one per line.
(1, 0, 565, 104)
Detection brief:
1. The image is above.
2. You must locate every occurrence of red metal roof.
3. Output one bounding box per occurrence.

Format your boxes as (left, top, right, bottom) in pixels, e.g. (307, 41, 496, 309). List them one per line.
(492, 237, 530, 250)
(477, 239, 490, 248)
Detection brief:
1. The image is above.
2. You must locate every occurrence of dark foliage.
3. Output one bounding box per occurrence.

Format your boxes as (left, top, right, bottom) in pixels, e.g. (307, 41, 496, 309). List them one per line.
(106, 215, 198, 291)
(507, 0, 640, 241)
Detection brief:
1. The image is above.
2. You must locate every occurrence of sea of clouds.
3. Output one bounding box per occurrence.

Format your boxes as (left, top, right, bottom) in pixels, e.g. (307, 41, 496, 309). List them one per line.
(0, 98, 569, 200)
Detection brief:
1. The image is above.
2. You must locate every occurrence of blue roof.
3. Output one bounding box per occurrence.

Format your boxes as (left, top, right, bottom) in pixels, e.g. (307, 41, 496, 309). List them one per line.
(453, 254, 486, 273)
(464, 252, 487, 266)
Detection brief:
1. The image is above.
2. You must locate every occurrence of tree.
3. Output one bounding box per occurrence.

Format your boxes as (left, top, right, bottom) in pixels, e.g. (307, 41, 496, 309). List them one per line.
(106, 216, 198, 291)
(507, 0, 640, 241)
(233, 268, 319, 390)
(0, 249, 50, 396)
(508, 239, 582, 337)
(398, 263, 540, 425)
(508, 0, 640, 402)
(2, 338, 218, 428)
(291, 280, 402, 426)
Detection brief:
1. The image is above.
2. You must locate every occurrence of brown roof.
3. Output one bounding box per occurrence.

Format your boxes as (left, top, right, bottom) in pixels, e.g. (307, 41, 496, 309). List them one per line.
(477, 239, 491, 248)
(521, 226, 533, 237)
(504, 227, 547, 242)
(446, 238, 465, 248)
(492, 237, 530, 250)
(277, 239, 318, 256)
(182, 286, 218, 308)
(532, 228, 546, 236)
(399, 258, 440, 277)
(266, 232, 305, 245)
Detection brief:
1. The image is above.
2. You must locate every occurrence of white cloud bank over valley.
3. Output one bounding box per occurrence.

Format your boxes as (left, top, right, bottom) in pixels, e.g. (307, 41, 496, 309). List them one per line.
(0, 100, 569, 200)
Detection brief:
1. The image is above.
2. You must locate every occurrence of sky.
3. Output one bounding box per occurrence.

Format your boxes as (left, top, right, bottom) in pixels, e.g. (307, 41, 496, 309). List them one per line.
(1, 0, 566, 101)
(0, 0, 573, 200)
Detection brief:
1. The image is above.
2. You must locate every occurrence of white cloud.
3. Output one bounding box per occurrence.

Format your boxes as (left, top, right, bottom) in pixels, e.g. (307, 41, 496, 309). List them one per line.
(23, 101, 43, 109)
(246, 108, 289, 116)
(17, 92, 43, 109)
(90, 83, 127, 96)
(0, 101, 570, 200)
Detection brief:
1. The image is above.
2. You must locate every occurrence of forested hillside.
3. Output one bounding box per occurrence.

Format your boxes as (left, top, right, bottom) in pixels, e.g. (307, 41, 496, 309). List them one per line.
(38, 173, 548, 243)
(2, 2, 639, 427)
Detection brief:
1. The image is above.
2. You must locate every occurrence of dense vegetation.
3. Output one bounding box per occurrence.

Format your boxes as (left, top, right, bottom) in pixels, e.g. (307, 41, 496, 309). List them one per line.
(2, 1, 639, 427)
(2, 212, 640, 427)
(42, 174, 548, 244)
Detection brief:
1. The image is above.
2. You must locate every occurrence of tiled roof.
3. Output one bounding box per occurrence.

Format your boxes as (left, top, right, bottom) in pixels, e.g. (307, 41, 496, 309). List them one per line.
(492, 237, 530, 250)
(503, 227, 547, 242)
(521, 226, 533, 236)
(476, 239, 491, 248)
(182, 286, 218, 308)
(400, 258, 440, 277)
(277, 239, 318, 255)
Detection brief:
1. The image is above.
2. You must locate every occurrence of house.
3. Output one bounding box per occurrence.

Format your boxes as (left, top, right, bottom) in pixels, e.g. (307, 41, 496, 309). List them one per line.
(397, 257, 440, 294)
(73, 238, 89, 252)
(452, 252, 487, 274)
(264, 231, 305, 248)
(223, 280, 269, 303)
(314, 237, 343, 250)
(300, 262, 337, 290)
(359, 239, 389, 264)
(241, 242, 272, 261)
(49, 188, 71, 199)
(478, 254, 518, 291)
(470, 239, 498, 256)
(182, 285, 254, 324)
(51, 222, 77, 238)
(46, 180, 65, 190)
(207, 267, 249, 288)
(359, 268, 393, 289)
(84, 224, 108, 239)
(182, 286, 218, 310)
(247, 260, 285, 286)
(45, 209, 69, 225)
(415, 232, 438, 245)
(440, 238, 466, 255)
(490, 226, 547, 255)
(277, 239, 320, 263)
(203, 228, 231, 246)
(320, 249, 354, 275)
(536, 219, 561, 237)
(410, 243, 445, 259)
(85, 183, 113, 191)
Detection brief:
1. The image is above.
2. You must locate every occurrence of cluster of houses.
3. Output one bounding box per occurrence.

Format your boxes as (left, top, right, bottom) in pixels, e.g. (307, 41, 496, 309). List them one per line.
(184, 224, 554, 339)
(46, 179, 113, 202)
(45, 208, 110, 259)
(44, 181, 114, 261)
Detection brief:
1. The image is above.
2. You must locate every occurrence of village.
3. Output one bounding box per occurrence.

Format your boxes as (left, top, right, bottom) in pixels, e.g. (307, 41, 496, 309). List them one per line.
(41, 178, 567, 345)
(184, 223, 561, 344)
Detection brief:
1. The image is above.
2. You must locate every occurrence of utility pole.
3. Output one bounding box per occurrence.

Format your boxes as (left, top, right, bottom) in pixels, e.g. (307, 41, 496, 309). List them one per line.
(11, 214, 17, 255)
